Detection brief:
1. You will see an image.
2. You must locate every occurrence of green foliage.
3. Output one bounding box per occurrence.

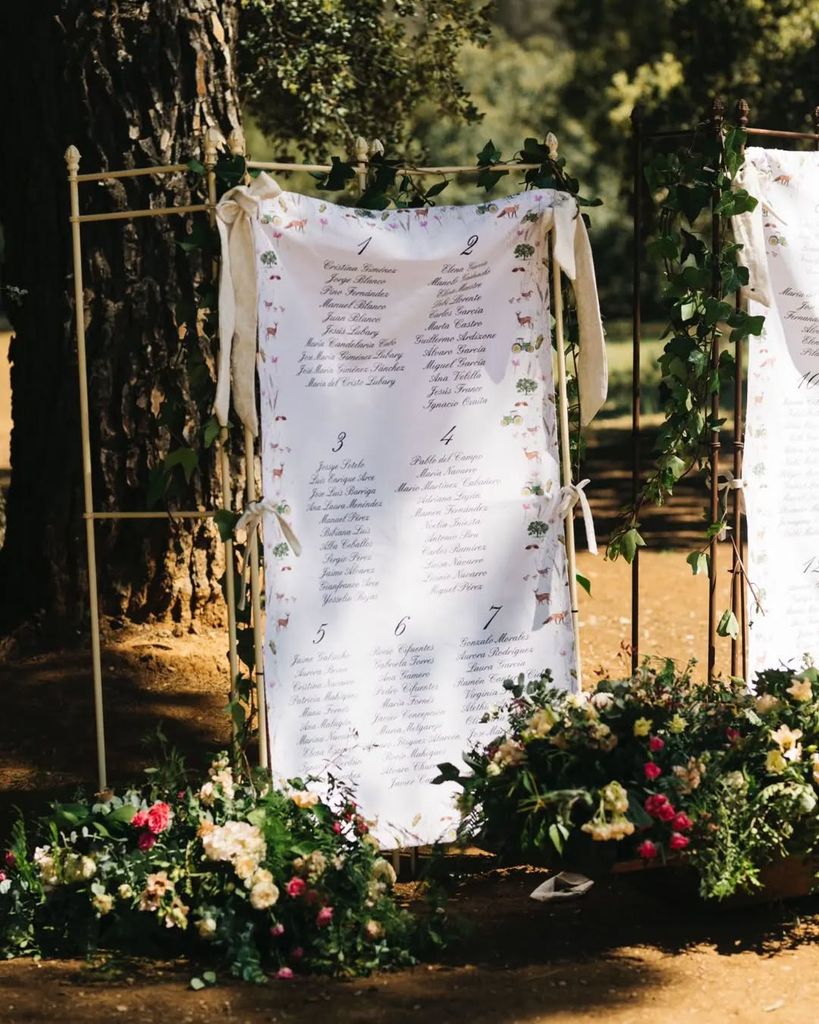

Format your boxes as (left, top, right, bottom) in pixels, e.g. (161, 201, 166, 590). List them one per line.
(440, 659, 819, 899)
(0, 755, 435, 977)
(607, 122, 764, 562)
(238, 0, 492, 158)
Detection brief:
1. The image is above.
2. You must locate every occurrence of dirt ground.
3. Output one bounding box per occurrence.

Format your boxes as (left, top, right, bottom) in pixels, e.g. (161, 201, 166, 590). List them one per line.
(1, 866, 818, 1024)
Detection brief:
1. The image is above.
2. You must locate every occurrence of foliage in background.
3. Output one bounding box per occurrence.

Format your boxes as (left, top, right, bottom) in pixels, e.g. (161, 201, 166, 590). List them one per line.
(437, 660, 819, 900)
(239, 0, 492, 159)
(0, 753, 442, 980)
(606, 122, 763, 568)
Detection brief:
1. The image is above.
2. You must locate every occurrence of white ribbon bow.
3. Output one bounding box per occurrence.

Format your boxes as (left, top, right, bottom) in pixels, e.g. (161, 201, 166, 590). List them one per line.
(557, 478, 598, 555)
(234, 499, 302, 610)
(717, 471, 746, 540)
(214, 172, 283, 437)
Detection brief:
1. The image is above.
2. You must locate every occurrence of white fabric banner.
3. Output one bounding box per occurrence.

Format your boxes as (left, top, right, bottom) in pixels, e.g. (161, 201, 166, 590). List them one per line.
(740, 149, 819, 676)
(244, 187, 603, 846)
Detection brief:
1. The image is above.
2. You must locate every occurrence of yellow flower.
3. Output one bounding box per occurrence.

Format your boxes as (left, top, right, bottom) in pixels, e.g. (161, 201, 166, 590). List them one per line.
(787, 677, 813, 703)
(291, 790, 320, 809)
(524, 707, 558, 739)
(755, 694, 780, 715)
(766, 749, 787, 774)
(668, 714, 687, 734)
(770, 724, 803, 761)
(633, 717, 653, 737)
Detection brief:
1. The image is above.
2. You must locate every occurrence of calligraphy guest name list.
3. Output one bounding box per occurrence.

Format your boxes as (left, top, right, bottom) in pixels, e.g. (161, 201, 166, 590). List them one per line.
(307, 458, 382, 606)
(296, 260, 405, 389)
(287, 649, 359, 765)
(415, 260, 493, 412)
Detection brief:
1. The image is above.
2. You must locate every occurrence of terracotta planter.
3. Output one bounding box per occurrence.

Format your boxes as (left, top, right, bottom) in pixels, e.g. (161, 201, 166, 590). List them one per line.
(612, 854, 819, 906)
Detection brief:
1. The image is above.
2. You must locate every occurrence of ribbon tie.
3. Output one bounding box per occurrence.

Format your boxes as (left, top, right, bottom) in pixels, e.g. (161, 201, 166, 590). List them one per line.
(235, 499, 302, 610)
(214, 172, 283, 437)
(717, 472, 746, 540)
(557, 478, 598, 555)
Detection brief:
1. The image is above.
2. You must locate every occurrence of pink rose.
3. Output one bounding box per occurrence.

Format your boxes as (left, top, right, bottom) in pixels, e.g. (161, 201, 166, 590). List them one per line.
(649, 736, 665, 753)
(644, 794, 669, 817)
(177, 790, 186, 801)
(290, 945, 304, 961)
(305, 889, 320, 906)
(286, 877, 307, 898)
(137, 831, 157, 852)
(131, 809, 149, 829)
(638, 840, 658, 860)
(0, 870, 6, 883)
(656, 802, 676, 823)
(316, 906, 334, 928)
(146, 802, 172, 835)
(332, 821, 342, 835)
(726, 728, 740, 744)
(4, 852, 15, 869)
(644, 762, 662, 781)
(672, 812, 693, 832)
(276, 967, 294, 980)
(669, 832, 690, 851)
(270, 923, 285, 937)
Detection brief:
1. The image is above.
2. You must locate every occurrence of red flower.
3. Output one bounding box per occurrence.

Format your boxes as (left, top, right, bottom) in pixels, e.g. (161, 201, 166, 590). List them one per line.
(305, 889, 320, 906)
(137, 831, 156, 852)
(644, 794, 670, 817)
(672, 812, 693, 833)
(332, 821, 342, 835)
(644, 762, 662, 781)
(638, 840, 658, 860)
(146, 802, 172, 835)
(669, 832, 690, 851)
(649, 736, 665, 753)
(4, 852, 15, 869)
(131, 809, 149, 829)
(316, 906, 334, 928)
(290, 946, 304, 962)
(286, 877, 307, 898)
(726, 728, 740, 744)
(656, 802, 676, 823)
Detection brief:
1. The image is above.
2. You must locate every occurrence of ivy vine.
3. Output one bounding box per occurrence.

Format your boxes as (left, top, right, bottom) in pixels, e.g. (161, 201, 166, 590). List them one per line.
(606, 122, 763, 569)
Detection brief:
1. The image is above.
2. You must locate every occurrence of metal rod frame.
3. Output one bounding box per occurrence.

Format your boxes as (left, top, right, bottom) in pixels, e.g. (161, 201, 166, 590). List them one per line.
(630, 103, 818, 680)
(66, 132, 585, 790)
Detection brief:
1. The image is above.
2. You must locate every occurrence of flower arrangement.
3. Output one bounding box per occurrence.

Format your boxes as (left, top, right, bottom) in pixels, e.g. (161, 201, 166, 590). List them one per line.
(0, 754, 438, 981)
(435, 660, 819, 900)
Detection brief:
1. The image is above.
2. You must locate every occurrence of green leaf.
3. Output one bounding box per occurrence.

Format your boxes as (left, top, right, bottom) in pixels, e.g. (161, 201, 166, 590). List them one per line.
(716, 609, 740, 639)
(187, 158, 206, 176)
(576, 573, 592, 596)
(164, 447, 199, 484)
(425, 180, 449, 199)
(548, 822, 564, 855)
(214, 508, 239, 542)
(686, 551, 708, 576)
(317, 156, 355, 192)
(202, 971, 217, 985)
(190, 977, 206, 991)
(203, 416, 221, 449)
(146, 463, 169, 509)
(620, 528, 646, 563)
(476, 140, 502, 165)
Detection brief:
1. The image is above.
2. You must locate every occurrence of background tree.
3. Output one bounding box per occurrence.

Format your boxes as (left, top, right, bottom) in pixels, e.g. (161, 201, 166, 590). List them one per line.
(0, 0, 489, 633)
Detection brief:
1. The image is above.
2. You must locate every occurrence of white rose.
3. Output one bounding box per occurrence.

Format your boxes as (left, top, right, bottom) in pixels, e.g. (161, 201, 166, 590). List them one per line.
(234, 855, 258, 882)
(250, 880, 280, 910)
(197, 917, 217, 939)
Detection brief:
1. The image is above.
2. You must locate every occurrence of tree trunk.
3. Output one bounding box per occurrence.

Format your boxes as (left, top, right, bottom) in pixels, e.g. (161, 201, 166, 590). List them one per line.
(0, 0, 242, 634)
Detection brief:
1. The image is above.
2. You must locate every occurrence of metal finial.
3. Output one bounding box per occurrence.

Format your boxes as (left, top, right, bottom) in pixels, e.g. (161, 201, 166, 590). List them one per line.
(736, 98, 750, 129)
(545, 132, 559, 160)
(370, 138, 385, 157)
(204, 127, 221, 169)
(711, 96, 725, 125)
(227, 127, 246, 157)
(354, 137, 369, 163)
(65, 145, 81, 174)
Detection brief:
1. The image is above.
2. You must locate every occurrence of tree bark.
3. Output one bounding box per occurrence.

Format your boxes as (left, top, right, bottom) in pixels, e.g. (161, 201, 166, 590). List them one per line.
(0, 0, 242, 634)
